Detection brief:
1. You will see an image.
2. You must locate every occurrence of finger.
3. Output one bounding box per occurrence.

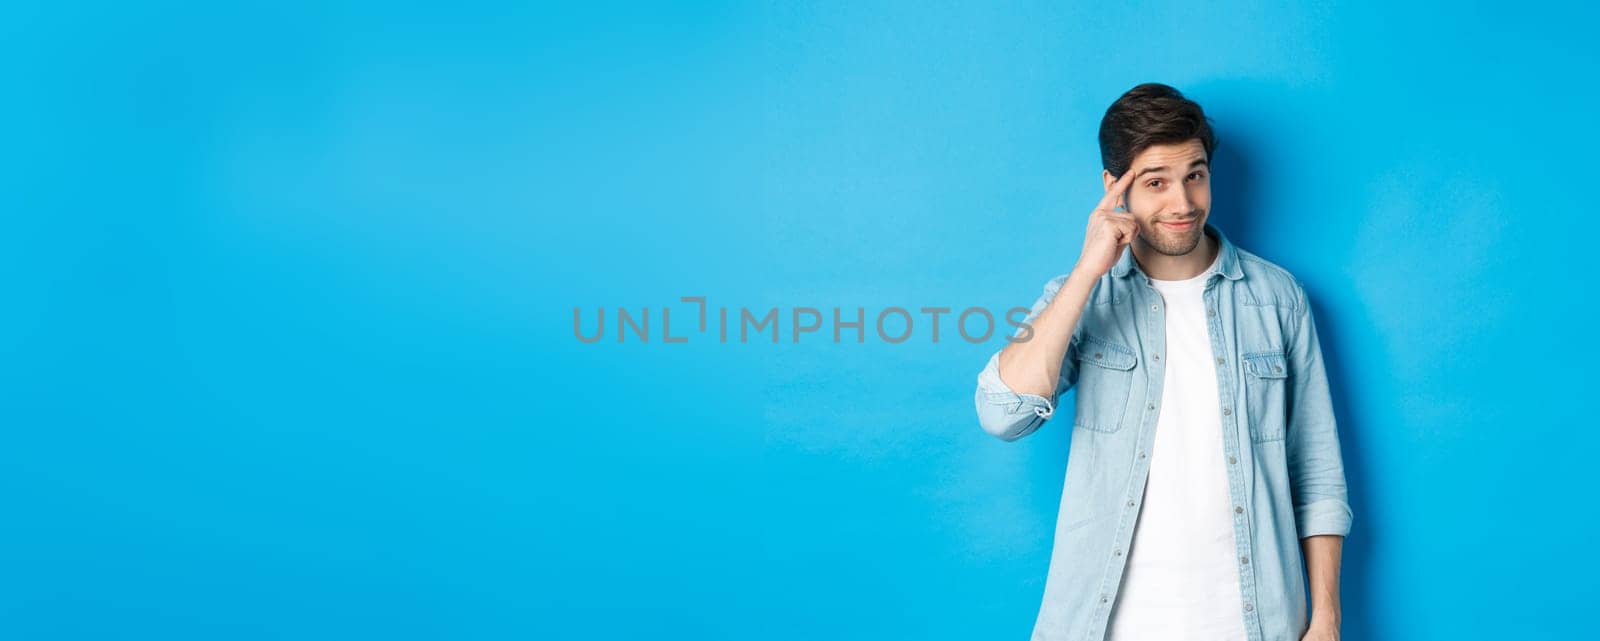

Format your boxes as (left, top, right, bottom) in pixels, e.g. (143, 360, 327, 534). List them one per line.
(1102, 210, 1136, 225)
(1099, 169, 1138, 212)
(1115, 170, 1138, 210)
(1116, 167, 1139, 190)
(1112, 220, 1135, 246)
(1097, 170, 1137, 211)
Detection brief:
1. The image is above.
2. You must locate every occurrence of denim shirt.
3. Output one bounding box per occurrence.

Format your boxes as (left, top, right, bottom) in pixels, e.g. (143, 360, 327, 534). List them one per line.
(974, 223, 1352, 641)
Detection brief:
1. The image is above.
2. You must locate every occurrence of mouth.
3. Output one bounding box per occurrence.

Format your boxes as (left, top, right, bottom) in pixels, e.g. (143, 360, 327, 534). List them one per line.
(1159, 219, 1198, 231)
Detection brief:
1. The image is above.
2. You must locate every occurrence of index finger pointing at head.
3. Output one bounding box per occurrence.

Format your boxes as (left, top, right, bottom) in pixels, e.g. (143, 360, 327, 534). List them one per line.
(1117, 167, 1140, 193)
(1100, 168, 1137, 211)
(1098, 170, 1135, 210)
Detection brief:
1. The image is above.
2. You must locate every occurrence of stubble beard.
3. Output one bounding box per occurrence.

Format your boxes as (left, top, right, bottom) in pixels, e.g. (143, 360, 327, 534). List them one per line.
(1140, 213, 1207, 257)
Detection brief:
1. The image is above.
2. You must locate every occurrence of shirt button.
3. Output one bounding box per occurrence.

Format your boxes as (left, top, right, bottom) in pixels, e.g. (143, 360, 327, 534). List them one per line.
(1128, 500, 1136, 507)
(1234, 505, 1244, 514)
(1222, 408, 1232, 416)
(1102, 595, 1109, 604)
(1094, 352, 1103, 359)
(1228, 456, 1237, 464)
(1138, 451, 1147, 459)
(1216, 357, 1225, 365)
(1244, 603, 1254, 612)
(1114, 548, 1123, 556)
(1150, 304, 1158, 311)
(1147, 402, 1155, 410)
(1207, 309, 1216, 316)
(1241, 556, 1250, 565)
(1153, 353, 1160, 361)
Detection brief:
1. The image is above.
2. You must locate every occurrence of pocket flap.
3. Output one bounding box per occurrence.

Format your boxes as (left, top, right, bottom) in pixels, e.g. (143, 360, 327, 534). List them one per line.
(1077, 334, 1137, 370)
(1243, 350, 1288, 378)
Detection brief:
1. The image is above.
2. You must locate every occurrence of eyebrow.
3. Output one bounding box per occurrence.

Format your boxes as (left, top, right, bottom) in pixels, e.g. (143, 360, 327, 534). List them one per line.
(1134, 158, 1209, 179)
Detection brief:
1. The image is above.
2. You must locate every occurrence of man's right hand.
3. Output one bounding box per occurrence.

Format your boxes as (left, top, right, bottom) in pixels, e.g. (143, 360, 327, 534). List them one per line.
(1073, 169, 1142, 279)
(992, 169, 1142, 402)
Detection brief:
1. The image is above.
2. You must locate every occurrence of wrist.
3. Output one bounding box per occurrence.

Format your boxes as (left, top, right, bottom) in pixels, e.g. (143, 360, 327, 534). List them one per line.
(1066, 267, 1100, 287)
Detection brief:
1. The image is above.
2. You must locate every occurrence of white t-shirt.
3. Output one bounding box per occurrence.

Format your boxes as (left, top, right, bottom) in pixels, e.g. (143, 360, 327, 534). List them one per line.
(1105, 248, 1247, 641)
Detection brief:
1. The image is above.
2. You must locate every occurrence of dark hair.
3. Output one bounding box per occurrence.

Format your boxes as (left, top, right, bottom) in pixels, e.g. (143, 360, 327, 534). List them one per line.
(1098, 83, 1218, 178)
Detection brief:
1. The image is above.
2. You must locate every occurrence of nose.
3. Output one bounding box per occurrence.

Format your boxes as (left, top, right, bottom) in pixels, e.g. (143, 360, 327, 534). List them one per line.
(1165, 189, 1195, 218)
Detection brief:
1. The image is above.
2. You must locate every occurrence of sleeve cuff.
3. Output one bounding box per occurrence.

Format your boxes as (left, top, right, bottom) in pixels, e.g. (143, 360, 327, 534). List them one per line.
(1296, 498, 1353, 538)
(975, 351, 1057, 441)
(976, 352, 1056, 416)
(1023, 392, 1055, 419)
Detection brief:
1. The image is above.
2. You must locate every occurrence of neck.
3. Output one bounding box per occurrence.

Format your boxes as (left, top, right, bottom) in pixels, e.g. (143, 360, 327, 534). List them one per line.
(1133, 227, 1218, 281)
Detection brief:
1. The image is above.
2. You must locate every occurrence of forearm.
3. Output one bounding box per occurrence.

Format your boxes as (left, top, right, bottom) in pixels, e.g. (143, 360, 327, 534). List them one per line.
(1301, 534, 1343, 626)
(996, 269, 1096, 397)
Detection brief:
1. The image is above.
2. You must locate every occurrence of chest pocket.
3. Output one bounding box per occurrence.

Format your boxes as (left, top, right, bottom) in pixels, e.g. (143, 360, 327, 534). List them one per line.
(1241, 350, 1288, 442)
(1072, 334, 1138, 433)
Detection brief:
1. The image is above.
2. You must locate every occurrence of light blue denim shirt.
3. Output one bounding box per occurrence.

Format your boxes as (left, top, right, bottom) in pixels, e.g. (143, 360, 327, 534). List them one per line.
(974, 222, 1352, 641)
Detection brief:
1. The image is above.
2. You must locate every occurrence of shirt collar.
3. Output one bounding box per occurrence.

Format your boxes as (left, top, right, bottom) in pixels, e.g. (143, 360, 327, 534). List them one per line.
(1110, 221, 1244, 281)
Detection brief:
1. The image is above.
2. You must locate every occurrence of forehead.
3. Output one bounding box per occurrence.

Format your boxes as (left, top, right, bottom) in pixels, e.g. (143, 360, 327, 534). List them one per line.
(1130, 139, 1208, 173)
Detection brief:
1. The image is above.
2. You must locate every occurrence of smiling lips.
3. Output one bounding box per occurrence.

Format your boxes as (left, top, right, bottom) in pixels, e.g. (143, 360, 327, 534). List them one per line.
(1160, 219, 1197, 231)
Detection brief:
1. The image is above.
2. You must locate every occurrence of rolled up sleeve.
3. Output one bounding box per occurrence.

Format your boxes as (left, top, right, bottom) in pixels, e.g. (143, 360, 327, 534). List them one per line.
(973, 274, 1079, 442)
(975, 351, 1059, 441)
(1285, 281, 1354, 538)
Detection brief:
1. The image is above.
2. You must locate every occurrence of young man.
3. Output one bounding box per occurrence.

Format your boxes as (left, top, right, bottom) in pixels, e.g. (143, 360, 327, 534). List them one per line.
(974, 83, 1351, 641)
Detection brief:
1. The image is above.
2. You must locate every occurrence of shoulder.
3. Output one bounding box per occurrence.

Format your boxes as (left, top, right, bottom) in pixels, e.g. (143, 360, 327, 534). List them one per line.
(1041, 272, 1071, 294)
(1036, 272, 1103, 304)
(1234, 246, 1308, 313)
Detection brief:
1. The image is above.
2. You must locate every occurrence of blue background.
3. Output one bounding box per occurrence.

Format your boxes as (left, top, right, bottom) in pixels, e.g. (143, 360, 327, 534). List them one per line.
(4, 2, 1594, 639)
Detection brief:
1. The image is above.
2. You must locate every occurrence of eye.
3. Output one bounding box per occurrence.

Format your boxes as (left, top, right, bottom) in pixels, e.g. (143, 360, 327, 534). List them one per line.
(1147, 179, 1162, 189)
(1187, 171, 1207, 181)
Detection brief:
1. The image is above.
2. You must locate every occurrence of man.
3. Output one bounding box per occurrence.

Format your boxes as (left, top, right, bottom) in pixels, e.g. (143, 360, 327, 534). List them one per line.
(973, 83, 1351, 641)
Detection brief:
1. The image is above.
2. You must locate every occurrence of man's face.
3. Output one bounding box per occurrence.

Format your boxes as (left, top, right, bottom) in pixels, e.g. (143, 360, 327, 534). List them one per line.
(1103, 139, 1212, 257)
